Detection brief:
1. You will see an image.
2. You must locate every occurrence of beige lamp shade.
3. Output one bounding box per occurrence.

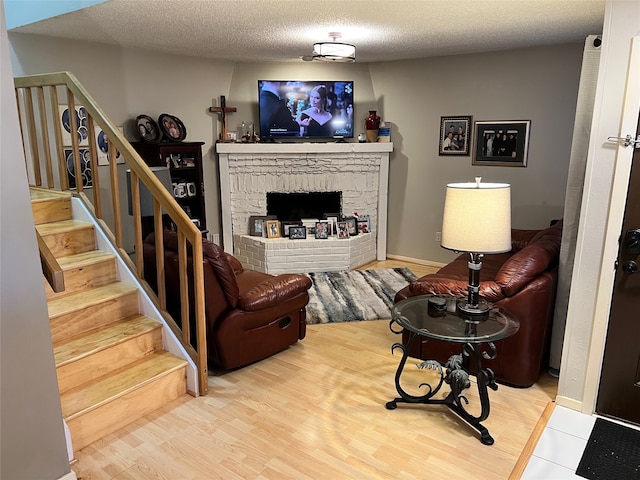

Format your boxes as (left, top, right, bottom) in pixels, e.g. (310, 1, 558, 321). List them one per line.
(441, 180, 511, 254)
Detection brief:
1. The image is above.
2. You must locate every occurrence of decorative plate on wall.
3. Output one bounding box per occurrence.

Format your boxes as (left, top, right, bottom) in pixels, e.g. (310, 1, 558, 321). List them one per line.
(136, 114, 161, 142)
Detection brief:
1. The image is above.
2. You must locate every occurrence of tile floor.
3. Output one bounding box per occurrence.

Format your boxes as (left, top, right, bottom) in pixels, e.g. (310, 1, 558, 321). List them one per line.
(521, 404, 640, 479)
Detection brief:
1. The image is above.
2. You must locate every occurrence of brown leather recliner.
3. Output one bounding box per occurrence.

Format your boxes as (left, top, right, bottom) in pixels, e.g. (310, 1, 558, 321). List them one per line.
(143, 231, 312, 370)
(394, 220, 563, 387)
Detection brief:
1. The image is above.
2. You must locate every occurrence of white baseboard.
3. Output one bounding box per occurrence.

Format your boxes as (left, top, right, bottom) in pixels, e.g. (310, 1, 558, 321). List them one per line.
(386, 254, 446, 269)
(58, 471, 78, 480)
(555, 395, 584, 412)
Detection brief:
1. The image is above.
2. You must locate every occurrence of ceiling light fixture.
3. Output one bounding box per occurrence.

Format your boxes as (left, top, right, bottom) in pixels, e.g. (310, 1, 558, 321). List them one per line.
(312, 32, 355, 63)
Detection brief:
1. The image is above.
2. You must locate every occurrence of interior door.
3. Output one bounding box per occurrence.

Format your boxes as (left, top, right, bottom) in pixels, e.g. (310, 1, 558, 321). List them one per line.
(596, 120, 640, 425)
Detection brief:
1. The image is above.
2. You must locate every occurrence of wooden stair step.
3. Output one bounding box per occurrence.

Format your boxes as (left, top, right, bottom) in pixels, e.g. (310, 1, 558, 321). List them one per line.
(55, 315, 163, 394)
(61, 350, 187, 419)
(45, 250, 117, 300)
(36, 219, 96, 257)
(48, 283, 140, 343)
(62, 352, 187, 450)
(30, 188, 72, 224)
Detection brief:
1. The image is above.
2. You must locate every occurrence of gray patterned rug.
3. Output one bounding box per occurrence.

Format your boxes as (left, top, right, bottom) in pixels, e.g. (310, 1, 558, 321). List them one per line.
(305, 268, 417, 324)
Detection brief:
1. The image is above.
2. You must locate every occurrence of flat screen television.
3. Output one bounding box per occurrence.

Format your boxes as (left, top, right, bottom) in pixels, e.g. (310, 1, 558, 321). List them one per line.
(258, 80, 354, 140)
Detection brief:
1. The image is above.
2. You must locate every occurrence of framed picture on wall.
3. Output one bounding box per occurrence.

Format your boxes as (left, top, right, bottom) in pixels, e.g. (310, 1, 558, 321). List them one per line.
(65, 148, 92, 188)
(96, 126, 125, 166)
(472, 120, 531, 167)
(59, 105, 89, 146)
(439, 115, 472, 156)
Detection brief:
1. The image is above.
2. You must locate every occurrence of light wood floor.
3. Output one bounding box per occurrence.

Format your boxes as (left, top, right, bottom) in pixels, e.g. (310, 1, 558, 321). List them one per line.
(71, 261, 557, 480)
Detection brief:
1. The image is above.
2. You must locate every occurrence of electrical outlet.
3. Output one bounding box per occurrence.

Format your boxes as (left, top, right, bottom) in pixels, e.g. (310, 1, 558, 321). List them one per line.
(435, 231, 441, 242)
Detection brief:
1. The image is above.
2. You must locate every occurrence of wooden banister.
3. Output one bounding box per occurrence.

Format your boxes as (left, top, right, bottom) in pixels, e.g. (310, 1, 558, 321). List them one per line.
(37, 229, 65, 293)
(15, 71, 208, 394)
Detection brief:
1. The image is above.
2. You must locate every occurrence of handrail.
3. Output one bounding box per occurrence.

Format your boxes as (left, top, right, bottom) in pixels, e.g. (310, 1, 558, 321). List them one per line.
(37, 229, 65, 293)
(14, 72, 208, 395)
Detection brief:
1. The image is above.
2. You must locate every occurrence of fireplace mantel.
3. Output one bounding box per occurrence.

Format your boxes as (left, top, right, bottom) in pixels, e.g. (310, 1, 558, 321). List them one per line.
(216, 142, 393, 155)
(216, 142, 393, 269)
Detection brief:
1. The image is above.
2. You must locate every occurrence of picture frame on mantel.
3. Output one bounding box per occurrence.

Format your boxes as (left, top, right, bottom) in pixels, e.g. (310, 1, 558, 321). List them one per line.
(472, 120, 531, 167)
(249, 215, 276, 236)
(439, 115, 472, 156)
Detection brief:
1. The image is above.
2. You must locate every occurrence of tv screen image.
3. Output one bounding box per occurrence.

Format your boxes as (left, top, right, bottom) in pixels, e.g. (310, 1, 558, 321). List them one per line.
(258, 80, 354, 140)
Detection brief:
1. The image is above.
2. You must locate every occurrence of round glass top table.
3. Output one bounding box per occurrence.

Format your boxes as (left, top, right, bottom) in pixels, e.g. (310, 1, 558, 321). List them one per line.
(386, 295, 520, 445)
(391, 294, 519, 344)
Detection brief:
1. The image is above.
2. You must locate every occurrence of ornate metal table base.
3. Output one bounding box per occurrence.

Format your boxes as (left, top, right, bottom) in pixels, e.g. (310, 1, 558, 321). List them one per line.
(386, 330, 499, 445)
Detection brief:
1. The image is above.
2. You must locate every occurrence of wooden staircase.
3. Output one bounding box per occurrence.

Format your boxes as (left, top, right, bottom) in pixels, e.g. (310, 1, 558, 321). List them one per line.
(31, 187, 188, 452)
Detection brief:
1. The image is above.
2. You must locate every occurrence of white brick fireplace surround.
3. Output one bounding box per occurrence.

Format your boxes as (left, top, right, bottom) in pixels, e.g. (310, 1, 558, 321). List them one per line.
(216, 143, 393, 274)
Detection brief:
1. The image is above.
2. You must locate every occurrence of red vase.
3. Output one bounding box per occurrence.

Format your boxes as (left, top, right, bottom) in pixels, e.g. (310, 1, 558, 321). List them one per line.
(365, 110, 381, 130)
(365, 110, 381, 142)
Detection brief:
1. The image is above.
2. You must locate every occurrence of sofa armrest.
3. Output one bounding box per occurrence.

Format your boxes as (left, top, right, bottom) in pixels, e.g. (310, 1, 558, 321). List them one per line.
(238, 274, 312, 312)
(225, 253, 244, 274)
(496, 239, 561, 296)
(408, 276, 504, 302)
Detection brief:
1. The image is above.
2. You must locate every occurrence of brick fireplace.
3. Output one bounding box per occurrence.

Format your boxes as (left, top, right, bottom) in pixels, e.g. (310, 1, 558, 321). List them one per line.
(216, 143, 393, 273)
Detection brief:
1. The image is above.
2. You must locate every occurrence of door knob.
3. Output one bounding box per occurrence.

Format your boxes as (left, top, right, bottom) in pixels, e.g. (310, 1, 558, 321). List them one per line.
(623, 229, 640, 255)
(622, 260, 638, 274)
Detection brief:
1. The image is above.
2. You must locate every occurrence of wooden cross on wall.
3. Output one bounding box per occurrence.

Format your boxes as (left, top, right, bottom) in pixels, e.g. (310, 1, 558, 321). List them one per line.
(209, 95, 237, 142)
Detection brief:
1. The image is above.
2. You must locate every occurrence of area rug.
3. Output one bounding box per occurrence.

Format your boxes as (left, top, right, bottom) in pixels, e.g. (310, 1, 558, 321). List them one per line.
(576, 417, 640, 480)
(305, 268, 417, 324)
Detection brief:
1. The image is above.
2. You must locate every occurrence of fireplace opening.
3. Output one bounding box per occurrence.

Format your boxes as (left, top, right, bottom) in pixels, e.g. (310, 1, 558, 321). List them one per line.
(267, 191, 342, 221)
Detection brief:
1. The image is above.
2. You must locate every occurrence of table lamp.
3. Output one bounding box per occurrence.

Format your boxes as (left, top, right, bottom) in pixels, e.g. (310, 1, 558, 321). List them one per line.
(441, 177, 511, 320)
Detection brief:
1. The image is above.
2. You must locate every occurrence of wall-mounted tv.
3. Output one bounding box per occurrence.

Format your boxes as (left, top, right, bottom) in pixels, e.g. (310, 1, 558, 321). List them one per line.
(258, 80, 354, 140)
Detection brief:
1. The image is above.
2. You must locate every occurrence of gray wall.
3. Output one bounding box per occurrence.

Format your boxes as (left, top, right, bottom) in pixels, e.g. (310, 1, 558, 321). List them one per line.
(9, 34, 583, 264)
(1, 4, 71, 479)
(371, 44, 583, 263)
(10, 33, 234, 250)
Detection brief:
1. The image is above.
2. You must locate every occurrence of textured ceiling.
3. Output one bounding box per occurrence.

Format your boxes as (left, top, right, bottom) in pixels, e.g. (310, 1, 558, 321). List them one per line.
(10, 0, 606, 63)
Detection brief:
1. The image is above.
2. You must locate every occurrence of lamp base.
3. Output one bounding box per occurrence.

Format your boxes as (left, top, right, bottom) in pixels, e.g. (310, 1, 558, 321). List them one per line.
(456, 299, 491, 322)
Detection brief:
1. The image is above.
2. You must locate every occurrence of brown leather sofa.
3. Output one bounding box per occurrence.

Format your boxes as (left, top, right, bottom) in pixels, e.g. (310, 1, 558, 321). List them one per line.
(394, 220, 563, 387)
(143, 231, 312, 370)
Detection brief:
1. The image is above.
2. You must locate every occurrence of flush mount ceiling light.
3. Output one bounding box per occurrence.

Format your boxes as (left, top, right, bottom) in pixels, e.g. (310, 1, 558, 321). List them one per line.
(312, 32, 356, 63)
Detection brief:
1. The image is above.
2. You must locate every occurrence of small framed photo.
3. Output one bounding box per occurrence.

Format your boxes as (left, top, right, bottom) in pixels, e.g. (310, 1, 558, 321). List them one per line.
(315, 221, 329, 239)
(265, 220, 281, 238)
(136, 114, 161, 142)
(158, 113, 187, 142)
(249, 215, 276, 236)
(344, 216, 359, 236)
(336, 222, 349, 239)
(439, 115, 472, 156)
(324, 215, 339, 235)
(281, 221, 302, 237)
(288, 226, 307, 240)
(301, 218, 319, 229)
(472, 120, 531, 167)
(357, 215, 370, 234)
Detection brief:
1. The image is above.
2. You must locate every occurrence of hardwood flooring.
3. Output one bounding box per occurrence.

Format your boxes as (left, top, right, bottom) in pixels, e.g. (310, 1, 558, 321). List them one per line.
(72, 261, 557, 480)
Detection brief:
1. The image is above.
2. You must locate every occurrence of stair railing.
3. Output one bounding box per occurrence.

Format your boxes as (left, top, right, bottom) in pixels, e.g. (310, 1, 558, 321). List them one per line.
(14, 72, 208, 395)
(36, 229, 65, 293)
